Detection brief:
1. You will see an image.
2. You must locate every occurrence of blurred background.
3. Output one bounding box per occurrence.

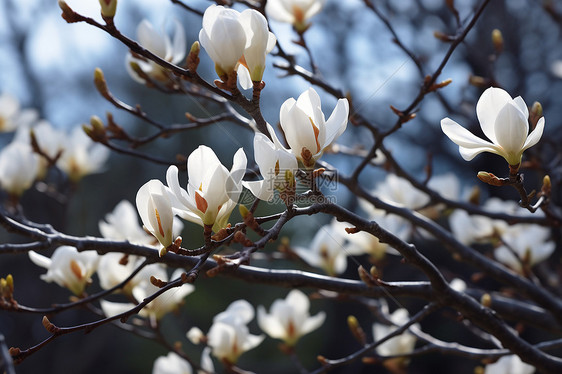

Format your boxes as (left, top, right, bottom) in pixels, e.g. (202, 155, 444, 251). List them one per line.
(0, 0, 561, 373)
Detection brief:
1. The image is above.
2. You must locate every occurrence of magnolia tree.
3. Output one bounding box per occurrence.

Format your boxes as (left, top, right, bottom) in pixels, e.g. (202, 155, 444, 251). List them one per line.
(0, 0, 561, 373)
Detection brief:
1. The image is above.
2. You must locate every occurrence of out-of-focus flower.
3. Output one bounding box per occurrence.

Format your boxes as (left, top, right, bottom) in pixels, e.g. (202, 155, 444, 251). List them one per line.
(28, 246, 99, 296)
(0, 141, 40, 196)
(483, 355, 535, 374)
(373, 308, 418, 363)
(494, 224, 555, 273)
(293, 220, 348, 275)
(166, 145, 247, 232)
(97, 253, 145, 294)
(126, 19, 186, 83)
(238, 9, 276, 83)
(0, 93, 37, 133)
(152, 352, 192, 374)
(257, 289, 325, 346)
(101, 267, 194, 320)
(99, 200, 159, 246)
(199, 5, 247, 78)
(136, 180, 176, 252)
(243, 131, 298, 202)
(279, 87, 349, 168)
(207, 299, 264, 365)
(448, 209, 495, 245)
(56, 126, 110, 182)
(441, 87, 544, 166)
(265, 0, 326, 32)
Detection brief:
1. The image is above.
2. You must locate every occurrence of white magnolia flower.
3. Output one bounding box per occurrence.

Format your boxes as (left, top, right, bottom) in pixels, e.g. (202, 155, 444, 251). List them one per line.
(373, 308, 418, 357)
(344, 212, 406, 260)
(152, 352, 192, 374)
(441, 87, 544, 166)
(293, 220, 348, 275)
(257, 289, 325, 346)
(238, 9, 276, 83)
(0, 141, 40, 196)
(28, 246, 99, 296)
(56, 126, 110, 182)
(126, 19, 186, 83)
(99, 200, 159, 246)
(136, 180, 176, 251)
(484, 355, 535, 374)
(449, 209, 494, 245)
(280, 87, 349, 168)
(101, 267, 194, 320)
(207, 299, 264, 364)
(243, 131, 298, 202)
(97, 253, 146, 294)
(166, 145, 247, 232)
(265, 0, 326, 32)
(0, 93, 38, 132)
(494, 224, 555, 273)
(199, 5, 247, 77)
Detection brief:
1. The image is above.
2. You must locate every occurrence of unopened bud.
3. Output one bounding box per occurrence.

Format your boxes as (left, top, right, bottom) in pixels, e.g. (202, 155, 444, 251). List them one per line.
(480, 293, 492, 308)
(358, 266, 376, 287)
(99, 0, 117, 19)
(6, 274, 13, 294)
(42, 316, 59, 334)
(347, 315, 367, 345)
(530, 101, 543, 130)
(433, 30, 454, 42)
(468, 185, 481, 205)
(491, 29, 503, 53)
(94, 68, 109, 98)
(239, 204, 250, 219)
(58, 1, 80, 23)
(542, 175, 551, 196)
(477, 171, 505, 187)
(469, 75, 488, 88)
(187, 41, 200, 73)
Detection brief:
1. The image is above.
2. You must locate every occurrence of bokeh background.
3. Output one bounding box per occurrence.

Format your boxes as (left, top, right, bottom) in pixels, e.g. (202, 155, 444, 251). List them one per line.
(1, 0, 562, 373)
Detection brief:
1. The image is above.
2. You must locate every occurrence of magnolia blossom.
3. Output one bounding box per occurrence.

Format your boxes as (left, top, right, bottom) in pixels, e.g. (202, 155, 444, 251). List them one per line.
(494, 224, 555, 273)
(373, 308, 418, 357)
(0, 141, 40, 196)
(243, 131, 298, 202)
(265, 0, 326, 32)
(0, 93, 37, 132)
(484, 355, 535, 374)
(56, 126, 110, 182)
(126, 19, 186, 83)
(238, 9, 276, 84)
(28, 246, 99, 296)
(449, 209, 495, 245)
(152, 352, 192, 374)
(206, 300, 264, 364)
(97, 253, 145, 294)
(166, 146, 247, 232)
(199, 5, 247, 77)
(99, 200, 159, 246)
(136, 180, 176, 251)
(257, 289, 325, 346)
(279, 87, 349, 168)
(441, 87, 544, 166)
(293, 220, 348, 275)
(101, 267, 194, 320)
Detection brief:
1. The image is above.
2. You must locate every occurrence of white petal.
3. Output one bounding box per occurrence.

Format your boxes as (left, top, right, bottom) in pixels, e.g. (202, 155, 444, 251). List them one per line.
(522, 117, 545, 151)
(441, 117, 500, 161)
(171, 20, 187, 64)
(300, 311, 326, 336)
(476, 87, 512, 144)
(28, 251, 51, 269)
(237, 65, 253, 90)
(323, 98, 349, 146)
(493, 102, 528, 156)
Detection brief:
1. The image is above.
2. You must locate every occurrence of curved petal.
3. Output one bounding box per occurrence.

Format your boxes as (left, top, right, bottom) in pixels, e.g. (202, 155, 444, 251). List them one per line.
(171, 20, 187, 64)
(512, 96, 529, 119)
(28, 250, 51, 269)
(265, 0, 295, 23)
(187, 145, 220, 188)
(257, 305, 285, 339)
(137, 20, 167, 59)
(285, 289, 310, 316)
(476, 87, 512, 143)
(165, 166, 195, 211)
(300, 311, 326, 336)
(441, 117, 500, 160)
(522, 117, 545, 151)
(323, 98, 349, 146)
(237, 64, 253, 90)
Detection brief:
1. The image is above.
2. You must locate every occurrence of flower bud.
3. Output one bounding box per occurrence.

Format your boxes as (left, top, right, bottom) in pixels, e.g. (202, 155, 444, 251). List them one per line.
(99, 0, 117, 19)
(480, 293, 492, 308)
(530, 101, 543, 130)
(187, 41, 200, 73)
(477, 172, 505, 187)
(491, 29, 503, 53)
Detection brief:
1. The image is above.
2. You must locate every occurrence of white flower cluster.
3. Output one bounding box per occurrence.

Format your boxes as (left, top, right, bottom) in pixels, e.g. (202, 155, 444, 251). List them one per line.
(0, 95, 110, 197)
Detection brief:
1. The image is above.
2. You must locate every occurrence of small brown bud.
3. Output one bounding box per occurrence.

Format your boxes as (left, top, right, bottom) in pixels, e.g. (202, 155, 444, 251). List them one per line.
(187, 41, 200, 73)
(347, 315, 367, 345)
(150, 276, 167, 288)
(468, 185, 481, 205)
(99, 0, 117, 19)
(358, 266, 376, 288)
(542, 175, 551, 196)
(433, 30, 455, 42)
(42, 316, 59, 334)
(469, 75, 488, 88)
(477, 171, 505, 187)
(529, 101, 543, 130)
